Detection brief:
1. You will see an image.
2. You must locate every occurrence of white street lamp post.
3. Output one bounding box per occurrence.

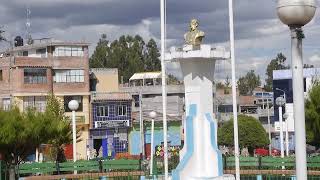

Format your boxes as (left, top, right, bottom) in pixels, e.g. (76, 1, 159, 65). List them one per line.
(283, 113, 290, 156)
(149, 111, 157, 175)
(277, 0, 316, 178)
(276, 96, 285, 159)
(276, 96, 286, 170)
(68, 100, 79, 174)
(276, 88, 286, 104)
(267, 97, 272, 156)
(276, 88, 287, 158)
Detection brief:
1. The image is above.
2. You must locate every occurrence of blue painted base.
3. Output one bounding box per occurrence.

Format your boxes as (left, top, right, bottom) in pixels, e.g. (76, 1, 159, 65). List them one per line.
(172, 104, 223, 180)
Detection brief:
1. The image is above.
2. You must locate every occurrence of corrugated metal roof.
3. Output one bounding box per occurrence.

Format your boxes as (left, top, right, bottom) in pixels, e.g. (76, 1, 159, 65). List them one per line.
(129, 72, 161, 81)
(92, 92, 132, 101)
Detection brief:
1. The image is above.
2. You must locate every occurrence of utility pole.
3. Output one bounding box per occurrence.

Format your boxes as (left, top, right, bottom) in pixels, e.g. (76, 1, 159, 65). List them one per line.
(139, 90, 145, 159)
(160, 0, 169, 178)
(267, 96, 271, 156)
(228, 0, 240, 179)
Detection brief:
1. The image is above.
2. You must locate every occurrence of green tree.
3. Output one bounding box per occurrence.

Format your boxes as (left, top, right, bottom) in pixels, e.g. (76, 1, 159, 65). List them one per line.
(224, 75, 231, 88)
(265, 53, 289, 91)
(305, 83, 320, 146)
(90, 35, 161, 83)
(0, 107, 48, 179)
(216, 82, 225, 89)
(304, 64, 314, 68)
(237, 70, 261, 95)
(90, 34, 109, 68)
(0, 95, 76, 172)
(144, 38, 161, 71)
(218, 115, 269, 154)
(45, 94, 80, 162)
(167, 74, 182, 85)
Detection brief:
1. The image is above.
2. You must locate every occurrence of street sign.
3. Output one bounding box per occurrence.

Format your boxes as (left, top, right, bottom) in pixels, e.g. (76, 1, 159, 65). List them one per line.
(94, 120, 129, 128)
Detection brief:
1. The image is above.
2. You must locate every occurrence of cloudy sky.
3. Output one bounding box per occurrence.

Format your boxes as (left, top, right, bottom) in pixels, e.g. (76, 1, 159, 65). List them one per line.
(1, 0, 320, 83)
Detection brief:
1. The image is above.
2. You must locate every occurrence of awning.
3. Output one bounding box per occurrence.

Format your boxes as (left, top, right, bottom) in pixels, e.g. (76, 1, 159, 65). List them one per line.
(129, 72, 161, 81)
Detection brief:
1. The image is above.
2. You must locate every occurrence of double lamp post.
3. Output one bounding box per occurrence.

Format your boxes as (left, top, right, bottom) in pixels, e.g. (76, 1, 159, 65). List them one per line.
(276, 0, 316, 179)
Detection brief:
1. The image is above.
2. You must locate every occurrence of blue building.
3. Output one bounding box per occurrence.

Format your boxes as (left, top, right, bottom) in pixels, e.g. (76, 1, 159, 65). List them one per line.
(89, 92, 132, 158)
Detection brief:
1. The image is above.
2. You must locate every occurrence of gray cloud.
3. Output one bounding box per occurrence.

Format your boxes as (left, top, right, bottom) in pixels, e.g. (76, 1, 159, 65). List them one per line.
(1, 0, 320, 84)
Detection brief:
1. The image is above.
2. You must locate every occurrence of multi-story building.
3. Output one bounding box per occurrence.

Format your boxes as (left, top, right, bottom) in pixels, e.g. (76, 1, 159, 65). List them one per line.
(272, 68, 320, 151)
(0, 38, 90, 160)
(121, 72, 184, 156)
(89, 92, 132, 158)
(88, 68, 133, 158)
(216, 88, 274, 122)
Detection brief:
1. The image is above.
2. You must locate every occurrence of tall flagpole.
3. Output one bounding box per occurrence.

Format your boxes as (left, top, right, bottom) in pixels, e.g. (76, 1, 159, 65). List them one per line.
(160, 0, 169, 179)
(228, 0, 240, 179)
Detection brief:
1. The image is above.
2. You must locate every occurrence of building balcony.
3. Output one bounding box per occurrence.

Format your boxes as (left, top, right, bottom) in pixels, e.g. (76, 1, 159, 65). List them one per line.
(120, 84, 184, 95)
(257, 108, 275, 117)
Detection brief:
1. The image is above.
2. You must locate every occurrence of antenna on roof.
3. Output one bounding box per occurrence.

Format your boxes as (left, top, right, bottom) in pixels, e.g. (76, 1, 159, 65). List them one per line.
(26, 6, 33, 45)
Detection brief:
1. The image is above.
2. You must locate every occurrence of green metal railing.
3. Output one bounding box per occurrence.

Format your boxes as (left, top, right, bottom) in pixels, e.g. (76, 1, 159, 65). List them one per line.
(8, 156, 320, 179)
(16, 159, 141, 178)
(224, 156, 320, 170)
(0, 161, 3, 180)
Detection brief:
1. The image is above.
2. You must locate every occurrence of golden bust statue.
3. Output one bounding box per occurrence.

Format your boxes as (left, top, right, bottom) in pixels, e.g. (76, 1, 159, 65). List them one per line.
(184, 19, 205, 46)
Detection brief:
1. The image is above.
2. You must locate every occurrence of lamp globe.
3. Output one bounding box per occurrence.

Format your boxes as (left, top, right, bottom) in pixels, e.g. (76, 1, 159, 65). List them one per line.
(149, 111, 157, 119)
(277, 0, 316, 26)
(68, 100, 79, 111)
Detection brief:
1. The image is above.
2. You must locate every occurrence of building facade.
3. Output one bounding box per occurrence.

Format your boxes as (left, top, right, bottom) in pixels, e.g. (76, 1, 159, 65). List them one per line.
(0, 38, 91, 159)
(272, 68, 320, 151)
(121, 72, 184, 156)
(89, 93, 132, 159)
(90, 68, 119, 92)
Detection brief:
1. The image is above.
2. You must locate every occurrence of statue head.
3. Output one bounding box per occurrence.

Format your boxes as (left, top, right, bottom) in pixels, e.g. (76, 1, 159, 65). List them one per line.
(189, 19, 199, 32)
(184, 18, 205, 47)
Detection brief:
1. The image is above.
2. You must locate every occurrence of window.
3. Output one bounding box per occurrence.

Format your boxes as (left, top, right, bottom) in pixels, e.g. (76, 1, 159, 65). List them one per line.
(133, 95, 140, 107)
(71, 47, 83, 56)
(218, 105, 233, 113)
(23, 96, 46, 112)
(36, 48, 46, 58)
(64, 96, 83, 112)
(23, 51, 28, 56)
(17, 51, 28, 56)
(53, 69, 84, 83)
(2, 98, 10, 111)
(24, 68, 47, 84)
(0, 70, 3, 81)
(117, 105, 127, 116)
(53, 46, 84, 57)
(97, 106, 109, 117)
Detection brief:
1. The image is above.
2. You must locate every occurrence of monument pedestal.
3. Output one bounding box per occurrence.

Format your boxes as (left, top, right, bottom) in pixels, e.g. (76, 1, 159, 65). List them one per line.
(166, 45, 234, 180)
